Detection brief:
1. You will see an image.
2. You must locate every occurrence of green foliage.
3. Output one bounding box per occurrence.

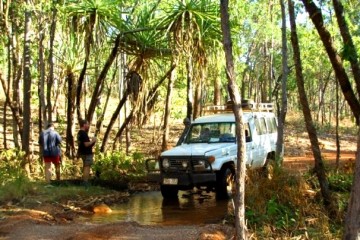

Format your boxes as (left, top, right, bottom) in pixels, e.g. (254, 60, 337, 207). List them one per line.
(341, 43, 358, 62)
(265, 197, 299, 230)
(245, 169, 302, 233)
(0, 150, 34, 203)
(328, 169, 354, 193)
(93, 151, 146, 182)
(0, 149, 26, 185)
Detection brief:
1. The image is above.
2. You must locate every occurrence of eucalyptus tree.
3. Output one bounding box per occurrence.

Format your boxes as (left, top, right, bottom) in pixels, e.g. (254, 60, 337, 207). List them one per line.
(299, 1, 360, 231)
(289, 0, 334, 215)
(0, 0, 12, 148)
(276, 0, 289, 164)
(35, 0, 58, 130)
(37, 1, 47, 130)
(220, 0, 247, 239)
(332, 0, 360, 97)
(331, 0, 360, 237)
(233, 0, 282, 103)
(47, 0, 58, 124)
(0, 0, 23, 149)
(301, 0, 360, 122)
(22, 0, 32, 171)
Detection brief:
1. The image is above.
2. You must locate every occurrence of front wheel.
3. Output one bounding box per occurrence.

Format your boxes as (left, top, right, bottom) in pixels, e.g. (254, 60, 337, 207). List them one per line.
(160, 185, 179, 199)
(216, 165, 235, 199)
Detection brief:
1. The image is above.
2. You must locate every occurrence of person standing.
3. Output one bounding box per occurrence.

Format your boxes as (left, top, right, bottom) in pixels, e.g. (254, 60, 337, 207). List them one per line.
(176, 118, 191, 146)
(77, 119, 97, 184)
(39, 122, 62, 183)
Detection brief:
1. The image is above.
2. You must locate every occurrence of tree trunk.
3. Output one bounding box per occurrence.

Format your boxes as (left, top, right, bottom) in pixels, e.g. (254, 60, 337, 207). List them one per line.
(76, 12, 96, 122)
(289, 0, 334, 213)
(22, 3, 32, 173)
(95, 68, 117, 137)
(76, 60, 88, 122)
(162, 64, 175, 151)
(125, 125, 131, 155)
(11, 6, 21, 149)
(336, 79, 340, 170)
(47, 1, 57, 123)
(220, 0, 247, 239)
(38, 17, 46, 129)
(301, 0, 360, 123)
(4, 33, 11, 149)
(332, 0, 360, 97)
(111, 110, 134, 151)
(65, 67, 76, 158)
(316, 71, 331, 124)
(193, 79, 202, 119)
(0, 72, 23, 143)
(275, 0, 289, 165)
(86, 34, 121, 125)
(344, 127, 360, 240)
(100, 93, 128, 152)
(214, 75, 221, 105)
(186, 56, 194, 121)
(262, 42, 268, 102)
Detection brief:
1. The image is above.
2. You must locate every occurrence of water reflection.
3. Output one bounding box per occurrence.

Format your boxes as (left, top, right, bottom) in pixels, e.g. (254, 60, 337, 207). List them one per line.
(80, 191, 230, 225)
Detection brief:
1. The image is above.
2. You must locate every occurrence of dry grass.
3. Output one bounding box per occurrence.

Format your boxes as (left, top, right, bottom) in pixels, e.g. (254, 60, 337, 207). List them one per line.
(226, 167, 347, 239)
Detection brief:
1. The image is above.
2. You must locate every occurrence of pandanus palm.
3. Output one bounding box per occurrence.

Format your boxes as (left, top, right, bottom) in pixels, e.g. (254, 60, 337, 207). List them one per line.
(62, 0, 124, 123)
(156, 0, 220, 120)
(99, 1, 176, 151)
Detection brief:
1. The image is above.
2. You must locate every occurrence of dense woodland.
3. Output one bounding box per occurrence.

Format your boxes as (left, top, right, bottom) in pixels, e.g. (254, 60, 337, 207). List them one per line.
(1, 0, 360, 239)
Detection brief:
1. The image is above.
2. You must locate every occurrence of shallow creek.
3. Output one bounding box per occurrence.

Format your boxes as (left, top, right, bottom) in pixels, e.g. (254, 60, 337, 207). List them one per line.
(79, 191, 231, 225)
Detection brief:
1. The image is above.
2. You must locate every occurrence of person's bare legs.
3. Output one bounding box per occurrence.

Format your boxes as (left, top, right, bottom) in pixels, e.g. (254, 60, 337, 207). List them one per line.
(55, 163, 61, 181)
(45, 162, 52, 183)
(83, 165, 90, 182)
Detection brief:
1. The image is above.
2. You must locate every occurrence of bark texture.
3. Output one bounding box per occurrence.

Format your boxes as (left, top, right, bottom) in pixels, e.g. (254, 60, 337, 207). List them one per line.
(220, 0, 247, 239)
(289, 0, 334, 212)
(301, 0, 360, 123)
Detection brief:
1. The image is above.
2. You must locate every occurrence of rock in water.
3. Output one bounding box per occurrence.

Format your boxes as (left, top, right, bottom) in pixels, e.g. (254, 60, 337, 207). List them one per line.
(92, 203, 112, 213)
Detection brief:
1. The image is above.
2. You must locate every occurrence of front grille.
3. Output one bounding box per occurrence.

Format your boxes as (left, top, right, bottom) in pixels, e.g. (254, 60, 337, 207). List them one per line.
(162, 156, 208, 172)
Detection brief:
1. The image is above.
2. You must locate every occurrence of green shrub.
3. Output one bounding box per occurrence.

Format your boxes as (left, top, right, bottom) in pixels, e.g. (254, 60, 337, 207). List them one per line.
(328, 172, 353, 192)
(93, 151, 146, 182)
(244, 168, 343, 239)
(0, 149, 35, 203)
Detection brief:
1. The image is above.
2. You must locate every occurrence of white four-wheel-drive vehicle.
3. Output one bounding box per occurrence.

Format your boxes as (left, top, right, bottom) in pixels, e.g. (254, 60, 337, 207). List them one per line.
(146, 101, 278, 199)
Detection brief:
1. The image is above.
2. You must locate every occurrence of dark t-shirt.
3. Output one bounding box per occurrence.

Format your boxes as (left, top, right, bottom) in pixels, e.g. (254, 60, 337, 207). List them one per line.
(77, 129, 93, 155)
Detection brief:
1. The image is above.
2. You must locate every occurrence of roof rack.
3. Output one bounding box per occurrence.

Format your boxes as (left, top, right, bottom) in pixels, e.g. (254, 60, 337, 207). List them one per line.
(203, 100, 274, 115)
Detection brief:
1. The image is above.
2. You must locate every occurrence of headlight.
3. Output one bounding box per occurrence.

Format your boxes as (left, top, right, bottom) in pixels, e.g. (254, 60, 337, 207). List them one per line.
(198, 160, 205, 167)
(182, 161, 188, 168)
(162, 158, 170, 168)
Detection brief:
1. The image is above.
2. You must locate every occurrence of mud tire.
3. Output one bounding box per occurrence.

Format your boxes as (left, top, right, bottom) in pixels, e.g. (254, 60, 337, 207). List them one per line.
(216, 165, 235, 199)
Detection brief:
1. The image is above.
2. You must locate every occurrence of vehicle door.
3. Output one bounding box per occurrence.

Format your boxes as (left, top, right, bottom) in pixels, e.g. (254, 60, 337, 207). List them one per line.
(245, 119, 262, 167)
(252, 116, 268, 167)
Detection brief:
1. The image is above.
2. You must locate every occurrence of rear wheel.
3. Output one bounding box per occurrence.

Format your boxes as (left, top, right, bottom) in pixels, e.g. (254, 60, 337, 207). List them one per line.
(160, 185, 179, 199)
(216, 165, 235, 199)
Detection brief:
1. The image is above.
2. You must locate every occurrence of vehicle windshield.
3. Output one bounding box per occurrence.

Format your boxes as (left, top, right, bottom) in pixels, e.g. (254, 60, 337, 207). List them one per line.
(185, 122, 236, 143)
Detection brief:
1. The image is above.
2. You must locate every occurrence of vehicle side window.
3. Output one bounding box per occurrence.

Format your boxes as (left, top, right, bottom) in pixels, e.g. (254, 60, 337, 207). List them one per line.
(255, 118, 267, 135)
(244, 123, 252, 142)
(271, 117, 277, 132)
(266, 117, 277, 133)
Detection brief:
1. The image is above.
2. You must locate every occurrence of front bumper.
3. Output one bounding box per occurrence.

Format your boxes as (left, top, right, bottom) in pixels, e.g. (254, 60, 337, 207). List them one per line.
(145, 158, 216, 187)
